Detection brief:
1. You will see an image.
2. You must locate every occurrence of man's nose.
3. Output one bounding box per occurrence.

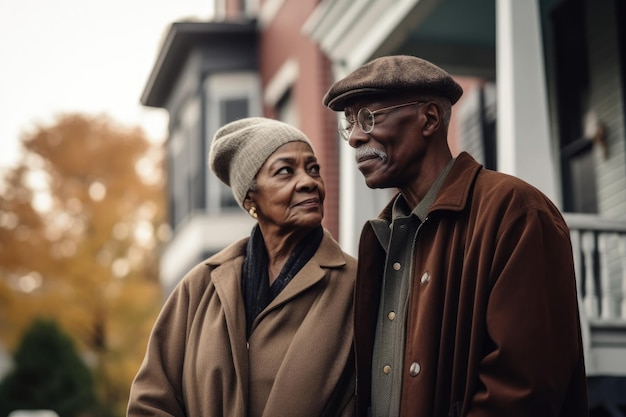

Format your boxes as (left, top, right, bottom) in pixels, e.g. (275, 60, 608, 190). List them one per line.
(348, 125, 368, 148)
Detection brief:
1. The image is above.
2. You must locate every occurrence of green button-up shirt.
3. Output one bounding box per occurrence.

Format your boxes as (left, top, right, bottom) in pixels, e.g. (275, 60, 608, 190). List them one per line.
(370, 158, 455, 417)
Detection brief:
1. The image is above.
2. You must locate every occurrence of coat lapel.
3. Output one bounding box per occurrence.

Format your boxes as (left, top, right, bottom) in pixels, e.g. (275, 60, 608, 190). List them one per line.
(253, 231, 347, 330)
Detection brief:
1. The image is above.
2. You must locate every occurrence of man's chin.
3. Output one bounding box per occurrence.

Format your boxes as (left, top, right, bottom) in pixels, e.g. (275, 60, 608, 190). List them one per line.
(362, 175, 386, 189)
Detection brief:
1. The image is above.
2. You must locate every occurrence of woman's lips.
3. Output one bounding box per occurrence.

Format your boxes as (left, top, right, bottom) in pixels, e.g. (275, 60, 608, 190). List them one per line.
(294, 198, 320, 207)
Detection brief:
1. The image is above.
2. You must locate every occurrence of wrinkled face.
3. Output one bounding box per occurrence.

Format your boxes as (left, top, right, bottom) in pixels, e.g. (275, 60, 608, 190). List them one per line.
(247, 142, 325, 233)
(344, 96, 427, 189)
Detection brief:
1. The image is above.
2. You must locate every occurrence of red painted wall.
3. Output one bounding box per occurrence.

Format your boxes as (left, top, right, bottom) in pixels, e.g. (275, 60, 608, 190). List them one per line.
(258, 0, 340, 239)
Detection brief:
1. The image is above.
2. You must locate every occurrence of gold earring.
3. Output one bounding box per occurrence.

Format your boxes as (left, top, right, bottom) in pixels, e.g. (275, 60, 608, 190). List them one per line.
(248, 206, 258, 219)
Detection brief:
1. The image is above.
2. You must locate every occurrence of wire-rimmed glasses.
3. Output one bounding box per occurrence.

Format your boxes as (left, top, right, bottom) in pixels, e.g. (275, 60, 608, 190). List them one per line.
(338, 101, 425, 141)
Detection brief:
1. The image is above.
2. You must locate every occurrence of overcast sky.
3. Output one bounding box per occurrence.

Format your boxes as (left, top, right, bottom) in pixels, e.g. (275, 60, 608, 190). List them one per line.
(0, 0, 214, 170)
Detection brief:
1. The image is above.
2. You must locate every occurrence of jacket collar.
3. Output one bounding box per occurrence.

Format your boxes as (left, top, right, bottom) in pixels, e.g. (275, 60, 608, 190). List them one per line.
(205, 228, 347, 269)
(376, 152, 482, 222)
(207, 229, 348, 337)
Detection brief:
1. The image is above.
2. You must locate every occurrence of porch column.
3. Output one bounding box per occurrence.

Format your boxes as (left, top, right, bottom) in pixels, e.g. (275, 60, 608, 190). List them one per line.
(496, 0, 559, 205)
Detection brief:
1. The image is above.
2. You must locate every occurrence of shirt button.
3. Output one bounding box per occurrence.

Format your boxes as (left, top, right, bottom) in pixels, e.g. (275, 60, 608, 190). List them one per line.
(420, 271, 430, 285)
(388, 311, 396, 320)
(409, 362, 421, 377)
(383, 365, 391, 374)
(393, 262, 401, 271)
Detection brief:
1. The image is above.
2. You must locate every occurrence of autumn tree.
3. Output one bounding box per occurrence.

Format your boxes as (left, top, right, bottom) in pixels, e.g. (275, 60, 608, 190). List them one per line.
(0, 113, 167, 416)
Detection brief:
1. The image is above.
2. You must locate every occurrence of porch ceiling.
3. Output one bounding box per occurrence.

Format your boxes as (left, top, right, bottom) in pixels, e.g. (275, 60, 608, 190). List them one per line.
(409, 0, 495, 47)
(385, 0, 496, 79)
(305, 0, 496, 78)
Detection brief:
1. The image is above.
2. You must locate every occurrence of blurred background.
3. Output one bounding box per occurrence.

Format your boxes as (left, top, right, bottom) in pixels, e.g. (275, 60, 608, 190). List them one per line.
(1, 0, 625, 415)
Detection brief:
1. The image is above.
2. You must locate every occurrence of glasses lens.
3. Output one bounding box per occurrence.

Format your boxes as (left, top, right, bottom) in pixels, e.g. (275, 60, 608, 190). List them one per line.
(338, 119, 354, 140)
(357, 108, 375, 133)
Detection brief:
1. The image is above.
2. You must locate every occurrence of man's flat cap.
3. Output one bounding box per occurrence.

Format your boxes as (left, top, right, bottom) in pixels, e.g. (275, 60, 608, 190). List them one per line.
(323, 55, 463, 111)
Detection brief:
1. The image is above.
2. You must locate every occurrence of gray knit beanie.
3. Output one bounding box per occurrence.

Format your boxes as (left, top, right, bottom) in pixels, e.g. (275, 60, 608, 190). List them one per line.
(208, 117, 314, 208)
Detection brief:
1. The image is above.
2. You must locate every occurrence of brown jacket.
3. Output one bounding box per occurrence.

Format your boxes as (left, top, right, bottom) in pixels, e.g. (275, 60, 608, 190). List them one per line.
(354, 152, 588, 417)
(128, 229, 356, 417)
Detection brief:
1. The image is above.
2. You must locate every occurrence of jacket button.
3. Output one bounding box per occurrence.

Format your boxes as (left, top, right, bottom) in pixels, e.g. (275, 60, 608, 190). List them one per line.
(420, 271, 430, 286)
(409, 362, 421, 377)
(383, 365, 391, 374)
(388, 311, 396, 320)
(393, 262, 401, 271)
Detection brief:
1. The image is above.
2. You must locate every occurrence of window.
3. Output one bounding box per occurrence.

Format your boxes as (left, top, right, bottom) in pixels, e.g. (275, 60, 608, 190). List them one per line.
(218, 98, 249, 209)
(276, 89, 298, 127)
(205, 72, 262, 213)
(169, 97, 201, 229)
(550, 0, 598, 213)
(457, 83, 497, 170)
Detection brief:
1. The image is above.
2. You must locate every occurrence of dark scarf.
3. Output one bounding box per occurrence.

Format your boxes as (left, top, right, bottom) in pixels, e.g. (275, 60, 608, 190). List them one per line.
(242, 224, 324, 337)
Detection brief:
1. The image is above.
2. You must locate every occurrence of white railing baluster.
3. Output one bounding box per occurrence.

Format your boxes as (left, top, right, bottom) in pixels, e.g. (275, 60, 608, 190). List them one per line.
(582, 231, 599, 318)
(598, 233, 613, 319)
(562, 214, 626, 377)
(619, 234, 626, 320)
(570, 230, 583, 297)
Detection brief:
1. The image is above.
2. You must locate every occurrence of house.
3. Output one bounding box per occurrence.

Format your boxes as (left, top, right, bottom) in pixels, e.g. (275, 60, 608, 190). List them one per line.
(142, 0, 626, 413)
(141, 0, 339, 296)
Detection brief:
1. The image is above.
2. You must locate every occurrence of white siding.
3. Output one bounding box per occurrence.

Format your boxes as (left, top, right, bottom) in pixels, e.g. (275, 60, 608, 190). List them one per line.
(584, 0, 626, 220)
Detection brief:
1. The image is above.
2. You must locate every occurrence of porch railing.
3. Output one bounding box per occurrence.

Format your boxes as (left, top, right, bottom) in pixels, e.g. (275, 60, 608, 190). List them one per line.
(565, 213, 626, 322)
(564, 212, 626, 376)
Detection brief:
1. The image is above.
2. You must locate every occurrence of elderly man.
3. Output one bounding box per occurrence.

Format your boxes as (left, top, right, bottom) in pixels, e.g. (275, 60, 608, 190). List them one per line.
(324, 55, 588, 417)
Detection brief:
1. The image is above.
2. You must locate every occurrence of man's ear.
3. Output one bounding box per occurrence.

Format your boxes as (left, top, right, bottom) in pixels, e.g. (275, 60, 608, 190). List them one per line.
(422, 102, 441, 137)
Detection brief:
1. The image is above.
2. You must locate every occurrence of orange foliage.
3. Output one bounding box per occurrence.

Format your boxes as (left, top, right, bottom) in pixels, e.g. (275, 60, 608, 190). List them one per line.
(0, 113, 167, 416)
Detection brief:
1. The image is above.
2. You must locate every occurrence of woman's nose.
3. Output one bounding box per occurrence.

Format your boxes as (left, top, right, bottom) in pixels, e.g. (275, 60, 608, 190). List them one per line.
(296, 171, 318, 191)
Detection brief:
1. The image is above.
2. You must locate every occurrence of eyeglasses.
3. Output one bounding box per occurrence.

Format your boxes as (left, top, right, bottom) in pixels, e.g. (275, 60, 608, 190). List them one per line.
(338, 101, 425, 141)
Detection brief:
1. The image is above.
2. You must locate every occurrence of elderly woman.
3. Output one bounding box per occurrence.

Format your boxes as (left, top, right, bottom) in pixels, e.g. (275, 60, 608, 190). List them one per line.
(127, 117, 356, 417)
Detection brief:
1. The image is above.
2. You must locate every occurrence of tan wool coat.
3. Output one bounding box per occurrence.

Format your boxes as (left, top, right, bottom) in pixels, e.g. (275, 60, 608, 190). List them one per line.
(128, 229, 356, 417)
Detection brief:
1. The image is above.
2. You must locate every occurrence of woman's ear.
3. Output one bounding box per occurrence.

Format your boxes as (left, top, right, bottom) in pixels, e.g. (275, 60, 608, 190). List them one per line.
(422, 102, 441, 137)
(243, 194, 259, 219)
(242, 195, 253, 211)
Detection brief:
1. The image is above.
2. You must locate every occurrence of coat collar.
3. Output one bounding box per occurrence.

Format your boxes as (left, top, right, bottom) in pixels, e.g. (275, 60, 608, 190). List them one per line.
(207, 229, 348, 339)
(204, 228, 347, 269)
(377, 152, 483, 222)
